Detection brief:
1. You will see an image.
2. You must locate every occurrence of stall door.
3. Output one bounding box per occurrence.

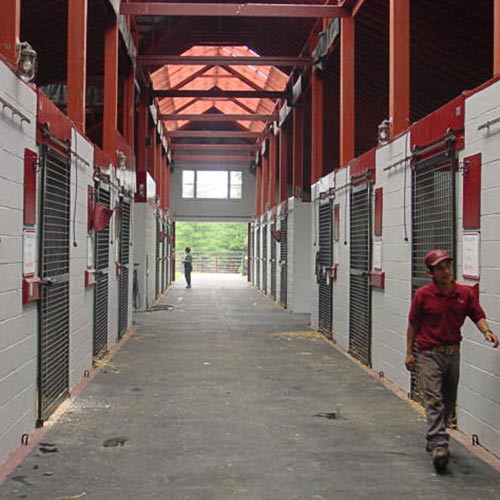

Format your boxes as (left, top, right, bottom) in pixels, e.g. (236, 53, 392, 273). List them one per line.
(38, 145, 71, 423)
(318, 200, 333, 338)
(118, 199, 131, 339)
(279, 215, 288, 308)
(156, 218, 161, 298)
(94, 183, 110, 358)
(349, 181, 372, 367)
(256, 226, 261, 289)
(262, 224, 268, 294)
(270, 221, 277, 299)
(411, 148, 456, 402)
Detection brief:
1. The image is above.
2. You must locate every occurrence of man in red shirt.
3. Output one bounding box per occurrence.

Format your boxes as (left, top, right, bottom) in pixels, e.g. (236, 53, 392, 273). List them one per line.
(405, 249, 498, 472)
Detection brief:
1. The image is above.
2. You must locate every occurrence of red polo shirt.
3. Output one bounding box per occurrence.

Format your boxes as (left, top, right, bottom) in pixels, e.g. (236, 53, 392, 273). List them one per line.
(408, 281, 486, 351)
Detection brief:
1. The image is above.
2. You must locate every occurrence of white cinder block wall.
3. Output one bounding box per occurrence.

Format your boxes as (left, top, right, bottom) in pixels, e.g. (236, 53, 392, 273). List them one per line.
(330, 167, 350, 350)
(456, 81, 500, 455)
(0, 61, 38, 464)
(68, 131, 94, 389)
(371, 134, 413, 391)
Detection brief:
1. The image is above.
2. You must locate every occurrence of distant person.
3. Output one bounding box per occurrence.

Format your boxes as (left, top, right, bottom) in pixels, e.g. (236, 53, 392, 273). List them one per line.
(405, 249, 498, 472)
(182, 247, 193, 289)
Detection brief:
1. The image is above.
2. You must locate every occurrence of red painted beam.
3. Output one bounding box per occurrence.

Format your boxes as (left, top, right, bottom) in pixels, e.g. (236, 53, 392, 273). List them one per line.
(67, 0, 87, 134)
(0, 0, 20, 63)
(172, 154, 252, 162)
(340, 17, 355, 166)
(153, 89, 284, 99)
(292, 104, 304, 197)
(389, 0, 410, 136)
(103, 19, 119, 160)
(168, 131, 261, 138)
(121, 3, 350, 19)
(160, 114, 276, 122)
(171, 144, 257, 152)
(139, 55, 313, 67)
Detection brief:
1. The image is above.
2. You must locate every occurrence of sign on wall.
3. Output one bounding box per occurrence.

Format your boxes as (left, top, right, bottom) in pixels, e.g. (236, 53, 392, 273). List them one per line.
(462, 231, 480, 279)
(23, 229, 36, 276)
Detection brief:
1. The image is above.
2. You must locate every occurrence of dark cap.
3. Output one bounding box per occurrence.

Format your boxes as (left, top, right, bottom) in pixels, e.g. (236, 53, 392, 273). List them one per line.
(424, 249, 453, 269)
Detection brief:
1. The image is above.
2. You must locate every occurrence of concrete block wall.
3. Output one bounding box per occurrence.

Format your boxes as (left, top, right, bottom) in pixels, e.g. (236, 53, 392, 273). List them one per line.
(68, 130, 94, 389)
(456, 81, 500, 455)
(331, 167, 351, 351)
(0, 61, 38, 465)
(371, 134, 412, 391)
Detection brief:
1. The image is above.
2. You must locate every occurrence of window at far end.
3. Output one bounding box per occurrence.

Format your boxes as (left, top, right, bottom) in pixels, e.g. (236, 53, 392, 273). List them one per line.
(182, 170, 195, 198)
(181, 170, 243, 199)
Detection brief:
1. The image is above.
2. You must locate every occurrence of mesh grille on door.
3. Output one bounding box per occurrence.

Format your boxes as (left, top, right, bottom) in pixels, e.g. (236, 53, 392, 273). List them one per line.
(162, 222, 167, 291)
(279, 216, 288, 308)
(94, 184, 110, 358)
(270, 221, 277, 299)
(349, 182, 372, 367)
(118, 200, 131, 338)
(411, 150, 456, 402)
(39, 146, 71, 422)
(156, 218, 161, 298)
(262, 224, 268, 294)
(318, 200, 333, 337)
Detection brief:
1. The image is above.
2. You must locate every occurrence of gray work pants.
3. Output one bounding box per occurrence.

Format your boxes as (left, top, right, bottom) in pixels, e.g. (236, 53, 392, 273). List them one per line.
(418, 346, 460, 450)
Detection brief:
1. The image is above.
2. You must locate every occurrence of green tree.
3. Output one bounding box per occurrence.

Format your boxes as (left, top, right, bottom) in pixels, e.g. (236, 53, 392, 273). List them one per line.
(175, 222, 247, 252)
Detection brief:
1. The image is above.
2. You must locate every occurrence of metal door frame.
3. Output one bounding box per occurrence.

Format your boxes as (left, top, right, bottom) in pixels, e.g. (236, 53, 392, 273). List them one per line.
(118, 197, 131, 339)
(37, 143, 71, 424)
(317, 197, 333, 338)
(262, 224, 268, 294)
(348, 176, 373, 367)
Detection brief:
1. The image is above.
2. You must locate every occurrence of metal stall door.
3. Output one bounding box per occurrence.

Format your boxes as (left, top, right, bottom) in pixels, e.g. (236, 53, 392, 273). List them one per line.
(156, 218, 161, 298)
(118, 199, 131, 339)
(256, 226, 261, 289)
(270, 221, 277, 299)
(318, 200, 333, 338)
(38, 145, 71, 423)
(161, 221, 166, 292)
(279, 215, 288, 308)
(411, 148, 456, 403)
(349, 181, 372, 367)
(262, 224, 268, 294)
(94, 183, 111, 358)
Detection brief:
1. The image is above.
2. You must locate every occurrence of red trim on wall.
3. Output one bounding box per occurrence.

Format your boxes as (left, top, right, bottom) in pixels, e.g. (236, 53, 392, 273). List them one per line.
(349, 147, 376, 182)
(37, 90, 72, 143)
(374, 187, 383, 237)
(410, 94, 465, 150)
(93, 144, 113, 170)
(369, 270, 385, 289)
(23, 149, 37, 226)
(462, 153, 481, 230)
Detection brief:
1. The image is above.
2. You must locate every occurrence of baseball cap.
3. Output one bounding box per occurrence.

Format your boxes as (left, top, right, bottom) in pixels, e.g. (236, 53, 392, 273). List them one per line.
(424, 249, 453, 268)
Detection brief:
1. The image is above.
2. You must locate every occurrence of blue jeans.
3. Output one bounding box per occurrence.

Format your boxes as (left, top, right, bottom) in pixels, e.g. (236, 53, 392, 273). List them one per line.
(418, 346, 460, 450)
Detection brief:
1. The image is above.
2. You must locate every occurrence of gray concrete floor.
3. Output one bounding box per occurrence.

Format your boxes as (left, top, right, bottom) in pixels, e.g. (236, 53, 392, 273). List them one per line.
(1, 274, 499, 500)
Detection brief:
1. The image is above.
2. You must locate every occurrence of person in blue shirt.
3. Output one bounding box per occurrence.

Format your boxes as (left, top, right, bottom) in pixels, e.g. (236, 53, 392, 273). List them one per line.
(182, 247, 193, 288)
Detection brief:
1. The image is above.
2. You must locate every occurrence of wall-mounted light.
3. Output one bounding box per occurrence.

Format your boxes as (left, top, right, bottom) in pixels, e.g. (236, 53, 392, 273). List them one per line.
(377, 118, 392, 145)
(17, 42, 37, 83)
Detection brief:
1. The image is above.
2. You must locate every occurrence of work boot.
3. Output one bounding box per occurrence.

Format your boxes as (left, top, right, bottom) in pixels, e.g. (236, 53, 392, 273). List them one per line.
(432, 446, 450, 472)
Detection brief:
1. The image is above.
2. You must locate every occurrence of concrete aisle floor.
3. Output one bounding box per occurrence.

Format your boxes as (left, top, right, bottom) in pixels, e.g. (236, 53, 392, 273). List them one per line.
(1, 274, 499, 500)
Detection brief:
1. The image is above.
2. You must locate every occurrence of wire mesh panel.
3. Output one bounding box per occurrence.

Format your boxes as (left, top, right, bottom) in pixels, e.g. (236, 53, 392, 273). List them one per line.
(270, 221, 277, 299)
(411, 150, 456, 402)
(349, 182, 372, 367)
(318, 200, 333, 338)
(156, 218, 161, 298)
(262, 224, 268, 294)
(162, 222, 167, 291)
(256, 226, 261, 289)
(279, 216, 288, 308)
(118, 199, 131, 339)
(94, 183, 110, 358)
(39, 146, 71, 422)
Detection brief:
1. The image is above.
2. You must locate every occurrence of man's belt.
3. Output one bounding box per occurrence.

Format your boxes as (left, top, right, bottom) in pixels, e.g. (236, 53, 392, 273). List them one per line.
(427, 344, 460, 355)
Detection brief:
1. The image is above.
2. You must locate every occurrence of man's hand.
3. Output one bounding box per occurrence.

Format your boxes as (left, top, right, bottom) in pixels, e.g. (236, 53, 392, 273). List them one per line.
(405, 353, 416, 372)
(485, 331, 499, 348)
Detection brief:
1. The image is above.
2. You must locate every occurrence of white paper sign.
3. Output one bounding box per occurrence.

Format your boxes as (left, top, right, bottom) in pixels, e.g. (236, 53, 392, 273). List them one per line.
(373, 240, 382, 271)
(23, 229, 36, 276)
(462, 232, 480, 279)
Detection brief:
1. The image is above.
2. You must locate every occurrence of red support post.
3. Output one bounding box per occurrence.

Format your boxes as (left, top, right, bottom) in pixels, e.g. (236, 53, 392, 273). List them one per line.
(495, 0, 500, 75)
(136, 100, 148, 174)
(261, 154, 269, 214)
(67, 0, 88, 134)
(103, 18, 119, 159)
(311, 69, 324, 184)
(0, 0, 20, 63)
(292, 104, 304, 197)
(123, 71, 135, 146)
(389, 0, 410, 136)
(279, 128, 288, 203)
(269, 133, 277, 208)
(148, 128, 156, 177)
(255, 164, 262, 216)
(340, 16, 355, 166)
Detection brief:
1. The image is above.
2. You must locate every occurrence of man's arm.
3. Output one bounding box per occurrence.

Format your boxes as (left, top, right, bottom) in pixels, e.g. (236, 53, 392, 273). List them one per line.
(475, 318, 499, 348)
(405, 322, 418, 371)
